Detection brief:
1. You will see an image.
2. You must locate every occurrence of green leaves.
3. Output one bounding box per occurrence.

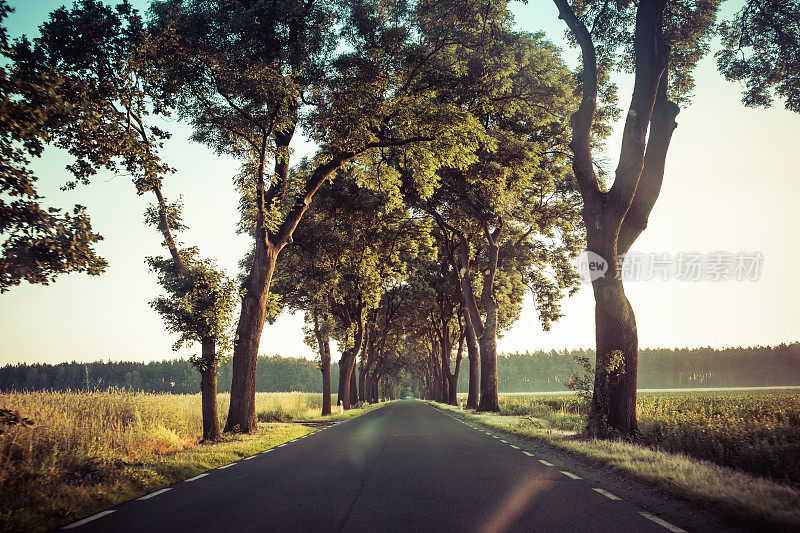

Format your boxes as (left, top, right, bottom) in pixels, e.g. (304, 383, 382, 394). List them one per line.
(0, 0, 106, 292)
(717, 0, 800, 113)
(147, 250, 240, 355)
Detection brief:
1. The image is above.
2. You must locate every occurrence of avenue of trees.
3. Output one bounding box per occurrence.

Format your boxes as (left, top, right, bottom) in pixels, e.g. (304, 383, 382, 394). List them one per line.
(1, 0, 797, 440)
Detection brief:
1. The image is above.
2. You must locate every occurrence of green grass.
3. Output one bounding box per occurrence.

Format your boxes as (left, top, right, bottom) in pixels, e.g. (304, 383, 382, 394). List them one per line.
(0, 390, 381, 532)
(435, 388, 800, 532)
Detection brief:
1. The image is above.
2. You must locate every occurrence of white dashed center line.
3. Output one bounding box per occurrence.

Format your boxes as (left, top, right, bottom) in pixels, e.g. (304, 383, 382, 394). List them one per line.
(185, 473, 208, 482)
(218, 463, 236, 469)
(62, 510, 116, 529)
(137, 488, 171, 500)
(434, 405, 686, 532)
(593, 488, 621, 501)
(639, 512, 687, 532)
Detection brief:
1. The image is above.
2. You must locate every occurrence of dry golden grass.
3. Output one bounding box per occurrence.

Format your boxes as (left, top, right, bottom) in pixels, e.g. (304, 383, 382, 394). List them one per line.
(0, 390, 374, 532)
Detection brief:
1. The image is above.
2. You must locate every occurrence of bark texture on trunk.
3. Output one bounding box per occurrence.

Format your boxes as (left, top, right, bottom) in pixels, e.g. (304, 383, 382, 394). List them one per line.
(553, 0, 678, 437)
(224, 243, 277, 433)
(313, 310, 332, 416)
(590, 274, 639, 435)
(477, 299, 500, 412)
(349, 356, 358, 407)
(447, 324, 465, 406)
(464, 312, 480, 409)
(477, 223, 502, 412)
(337, 313, 365, 410)
(199, 337, 221, 442)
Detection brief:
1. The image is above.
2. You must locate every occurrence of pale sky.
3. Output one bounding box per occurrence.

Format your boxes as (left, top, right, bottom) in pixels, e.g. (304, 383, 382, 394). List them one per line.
(1, 1, 798, 366)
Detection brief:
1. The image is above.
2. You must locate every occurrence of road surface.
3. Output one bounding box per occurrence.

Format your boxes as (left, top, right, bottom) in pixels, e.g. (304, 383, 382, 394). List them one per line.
(61, 400, 740, 533)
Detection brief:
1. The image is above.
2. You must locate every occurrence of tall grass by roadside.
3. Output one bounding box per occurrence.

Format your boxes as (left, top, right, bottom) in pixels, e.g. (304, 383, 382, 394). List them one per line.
(0, 390, 372, 532)
(492, 388, 800, 486)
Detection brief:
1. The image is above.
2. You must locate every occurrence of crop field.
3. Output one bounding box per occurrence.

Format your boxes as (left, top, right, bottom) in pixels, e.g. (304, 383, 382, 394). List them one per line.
(496, 387, 800, 485)
(0, 390, 355, 531)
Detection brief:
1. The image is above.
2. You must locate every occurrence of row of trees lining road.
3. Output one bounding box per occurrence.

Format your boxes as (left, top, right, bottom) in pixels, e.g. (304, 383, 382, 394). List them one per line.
(3, 342, 798, 393)
(1, 0, 797, 439)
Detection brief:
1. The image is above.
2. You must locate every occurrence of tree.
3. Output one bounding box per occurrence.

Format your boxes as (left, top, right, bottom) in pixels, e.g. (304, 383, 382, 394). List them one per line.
(552, 0, 719, 436)
(27, 0, 236, 441)
(150, 0, 501, 432)
(0, 0, 105, 292)
(424, 30, 583, 411)
(272, 172, 430, 409)
(717, 0, 800, 113)
(145, 201, 238, 442)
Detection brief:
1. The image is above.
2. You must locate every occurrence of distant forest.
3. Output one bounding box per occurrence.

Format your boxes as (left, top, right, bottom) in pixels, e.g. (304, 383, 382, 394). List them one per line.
(1, 343, 799, 394)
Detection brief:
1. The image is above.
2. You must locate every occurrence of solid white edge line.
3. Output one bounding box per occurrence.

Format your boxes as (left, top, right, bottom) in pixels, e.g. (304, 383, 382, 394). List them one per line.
(137, 488, 171, 501)
(593, 488, 621, 501)
(560, 471, 582, 480)
(539, 460, 554, 467)
(639, 512, 687, 532)
(185, 473, 208, 482)
(243, 455, 256, 460)
(62, 510, 116, 529)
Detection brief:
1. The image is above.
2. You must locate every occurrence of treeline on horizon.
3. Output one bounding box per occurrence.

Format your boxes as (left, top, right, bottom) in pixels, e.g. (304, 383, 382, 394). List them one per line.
(2, 343, 798, 394)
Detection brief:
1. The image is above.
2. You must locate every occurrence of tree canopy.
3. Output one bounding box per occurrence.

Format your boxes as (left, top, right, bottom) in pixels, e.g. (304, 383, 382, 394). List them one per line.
(0, 0, 106, 292)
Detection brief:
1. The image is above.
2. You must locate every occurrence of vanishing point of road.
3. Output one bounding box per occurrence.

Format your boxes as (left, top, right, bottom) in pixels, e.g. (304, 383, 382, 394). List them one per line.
(61, 400, 744, 533)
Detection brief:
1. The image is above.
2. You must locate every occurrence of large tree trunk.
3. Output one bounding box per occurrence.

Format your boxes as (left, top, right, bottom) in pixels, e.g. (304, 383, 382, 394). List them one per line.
(337, 314, 365, 410)
(455, 234, 490, 409)
(199, 337, 221, 442)
(321, 351, 332, 416)
(225, 243, 277, 433)
(464, 314, 480, 408)
(477, 298, 500, 412)
(447, 324, 465, 406)
(349, 356, 358, 407)
(313, 310, 332, 416)
(477, 226, 502, 412)
(586, 240, 640, 436)
(440, 328, 451, 404)
(553, 0, 676, 438)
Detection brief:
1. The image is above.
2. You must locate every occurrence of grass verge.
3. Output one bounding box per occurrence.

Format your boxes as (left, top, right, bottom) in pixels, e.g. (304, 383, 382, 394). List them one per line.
(428, 401, 800, 533)
(0, 390, 382, 533)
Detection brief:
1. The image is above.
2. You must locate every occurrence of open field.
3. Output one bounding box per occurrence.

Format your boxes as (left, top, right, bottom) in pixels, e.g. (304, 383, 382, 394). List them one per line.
(439, 387, 800, 531)
(495, 387, 800, 485)
(0, 390, 378, 532)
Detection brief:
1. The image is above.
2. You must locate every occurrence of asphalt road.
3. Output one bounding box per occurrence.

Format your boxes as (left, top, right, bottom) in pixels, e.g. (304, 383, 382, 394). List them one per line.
(60, 400, 731, 533)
